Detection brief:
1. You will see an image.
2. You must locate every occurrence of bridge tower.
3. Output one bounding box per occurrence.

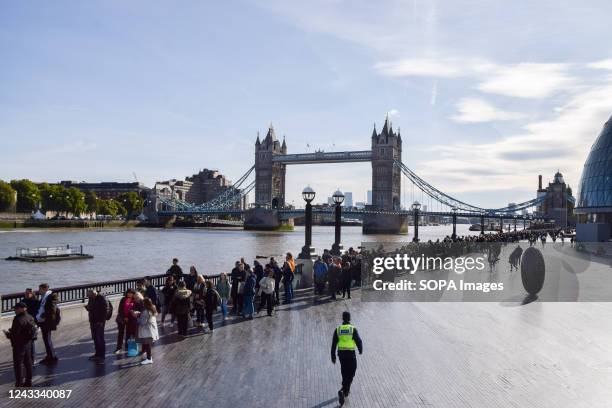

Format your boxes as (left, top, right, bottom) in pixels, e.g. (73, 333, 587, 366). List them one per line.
(254, 124, 286, 208)
(363, 116, 407, 234)
(245, 124, 292, 231)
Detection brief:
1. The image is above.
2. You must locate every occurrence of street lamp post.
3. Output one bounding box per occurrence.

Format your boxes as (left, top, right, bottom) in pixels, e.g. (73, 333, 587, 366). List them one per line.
(499, 214, 504, 233)
(330, 189, 344, 256)
(298, 186, 316, 259)
(480, 211, 485, 235)
(412, 201, 421, 242)
(451, 207, 458, 240)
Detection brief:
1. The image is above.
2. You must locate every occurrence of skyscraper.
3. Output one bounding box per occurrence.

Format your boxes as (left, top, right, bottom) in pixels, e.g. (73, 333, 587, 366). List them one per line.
(344, 192, 353, 208)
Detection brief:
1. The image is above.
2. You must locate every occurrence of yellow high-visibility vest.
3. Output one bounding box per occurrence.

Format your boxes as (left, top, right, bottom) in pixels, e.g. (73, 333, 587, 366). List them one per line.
(336, 324, 356, 350)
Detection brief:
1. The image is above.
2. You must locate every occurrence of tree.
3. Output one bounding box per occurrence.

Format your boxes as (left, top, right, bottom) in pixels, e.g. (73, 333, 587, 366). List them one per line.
(10, 179, 40, 212)
(116, 192, 143, 219)
(66, 187, 86, 216)
(97, 199, 122, 217)
(0, 180, 16, 212)
(39, 184, 69, 214)
(84, 191, 98, 214)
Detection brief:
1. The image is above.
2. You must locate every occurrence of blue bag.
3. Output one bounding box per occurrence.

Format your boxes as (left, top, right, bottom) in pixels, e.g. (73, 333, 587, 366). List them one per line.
(127, 337, 139, 357)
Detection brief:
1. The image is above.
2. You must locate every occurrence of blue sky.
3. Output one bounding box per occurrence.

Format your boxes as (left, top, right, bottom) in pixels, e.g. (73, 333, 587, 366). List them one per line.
(1, 0, 612, 208)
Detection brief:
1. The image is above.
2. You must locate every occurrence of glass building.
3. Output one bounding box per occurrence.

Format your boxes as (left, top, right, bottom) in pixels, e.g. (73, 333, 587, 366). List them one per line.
(575, 115, 612, 240)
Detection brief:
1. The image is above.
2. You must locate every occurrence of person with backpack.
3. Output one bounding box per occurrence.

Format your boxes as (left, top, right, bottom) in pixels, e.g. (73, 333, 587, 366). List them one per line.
(204, 280, 220, 332)
(4, 302, 37, 387)
(35, 283, 59, 365)
(85, 289, 109, 364)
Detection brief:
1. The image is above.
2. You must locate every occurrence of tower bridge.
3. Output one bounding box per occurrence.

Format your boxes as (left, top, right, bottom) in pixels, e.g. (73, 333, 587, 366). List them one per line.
(152, 116, 571, 234)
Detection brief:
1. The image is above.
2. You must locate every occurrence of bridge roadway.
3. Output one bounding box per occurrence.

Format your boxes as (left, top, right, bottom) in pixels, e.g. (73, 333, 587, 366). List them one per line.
(2, 286, 612, 407)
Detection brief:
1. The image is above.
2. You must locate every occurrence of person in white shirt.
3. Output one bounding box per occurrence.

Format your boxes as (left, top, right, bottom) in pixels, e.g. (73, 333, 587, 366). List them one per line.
(257, 267, 276, 316)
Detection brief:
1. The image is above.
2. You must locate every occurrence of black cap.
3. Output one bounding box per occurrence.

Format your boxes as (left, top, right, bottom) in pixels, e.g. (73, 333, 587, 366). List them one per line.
(342, 311, 350, 322)
(14, 302, 27, 310)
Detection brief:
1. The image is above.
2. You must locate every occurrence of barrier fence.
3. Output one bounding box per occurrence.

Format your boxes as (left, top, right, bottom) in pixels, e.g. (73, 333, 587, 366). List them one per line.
(1, 272, 223, 315)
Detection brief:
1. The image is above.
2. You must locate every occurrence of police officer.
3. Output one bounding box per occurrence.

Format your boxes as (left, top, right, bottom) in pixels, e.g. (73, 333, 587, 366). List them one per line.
(3, 302, 37, 387)
(331, 311, 363, 406)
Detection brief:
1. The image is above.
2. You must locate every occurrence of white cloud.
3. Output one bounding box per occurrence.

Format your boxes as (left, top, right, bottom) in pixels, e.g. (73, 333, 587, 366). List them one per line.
(587, 59, 612, 70)
(476, 63, 574, 99)
(450, 98, 525, 123)
(388, 109, 400, 117)
(374, 57, 493, 78)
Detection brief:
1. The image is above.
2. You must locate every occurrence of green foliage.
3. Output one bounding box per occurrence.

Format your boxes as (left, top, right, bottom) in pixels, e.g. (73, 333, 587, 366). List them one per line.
(10, 179, 40, 212)
(66, 187, 86, 216)
(39, 183, 66, 213)
(84, 191, 98, 214)
(0, 180, 17, 211)
(97, 198, 127, 217)
(116, 192, 143, 218)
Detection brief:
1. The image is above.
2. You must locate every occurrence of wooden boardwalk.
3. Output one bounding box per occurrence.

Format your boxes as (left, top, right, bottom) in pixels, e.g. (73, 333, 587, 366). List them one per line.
(2, 288, 612, 407)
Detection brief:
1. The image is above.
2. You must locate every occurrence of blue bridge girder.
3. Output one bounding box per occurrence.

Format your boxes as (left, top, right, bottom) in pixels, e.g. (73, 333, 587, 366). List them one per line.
(157, 207, 539, 221)
(272, 150, 372, 164)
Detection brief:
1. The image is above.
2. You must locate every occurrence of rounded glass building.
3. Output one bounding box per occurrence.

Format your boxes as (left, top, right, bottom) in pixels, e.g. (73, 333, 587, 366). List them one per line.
(575, 115, 612, 240)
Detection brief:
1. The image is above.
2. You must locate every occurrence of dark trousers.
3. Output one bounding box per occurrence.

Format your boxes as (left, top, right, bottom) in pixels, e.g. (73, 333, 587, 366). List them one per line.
(90, 322, 106, 359)
(116, 321, 128, 350)
(339, 354, 357, 396)
(177, 313, 189, 336)
(41, 326, 55, 359)
(205, 309, 214, 330)
(274, 279, 281, 303)
(258, 293, 274, 315)
(13, 343, 33, 387)
(284, 280, 293, 303)
(342, 282, 351, 299)
(195, 307, 205, 324)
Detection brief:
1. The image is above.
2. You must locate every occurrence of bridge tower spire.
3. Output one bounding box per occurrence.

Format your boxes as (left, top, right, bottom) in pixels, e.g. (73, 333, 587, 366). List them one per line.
(255, 124, 286, 208)
(364, 115, 405, 234)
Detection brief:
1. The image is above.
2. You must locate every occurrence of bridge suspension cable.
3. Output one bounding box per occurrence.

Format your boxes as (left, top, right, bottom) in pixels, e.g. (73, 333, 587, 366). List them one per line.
(394, 161, 545, 214)
(157, 165, 255, 212)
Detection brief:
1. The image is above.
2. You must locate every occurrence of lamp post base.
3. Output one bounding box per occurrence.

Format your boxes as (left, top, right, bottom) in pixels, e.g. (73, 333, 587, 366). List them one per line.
(298, 245, 316, 259)
(330, 243, 343, 256)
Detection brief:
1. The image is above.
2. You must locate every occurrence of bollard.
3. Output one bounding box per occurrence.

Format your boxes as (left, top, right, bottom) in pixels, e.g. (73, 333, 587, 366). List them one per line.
(520, 247, 545, 296)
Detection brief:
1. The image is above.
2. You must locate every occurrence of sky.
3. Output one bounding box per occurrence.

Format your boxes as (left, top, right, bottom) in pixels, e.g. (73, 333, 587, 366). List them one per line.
(1, 0, 612, 208)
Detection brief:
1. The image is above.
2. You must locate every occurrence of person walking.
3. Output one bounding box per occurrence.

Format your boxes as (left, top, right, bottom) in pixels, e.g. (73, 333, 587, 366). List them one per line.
(204, 280, 220, 332)
(4, 302, 37, 388)
(216, 273, 230, 321)
(171, 281, 192, 337)
(85, 289, 108, 364)
(257, 267, 276, 316)
(331, 311, 363, 406)
(136, 298, 159, 365)
(35, 283, 59, 365)
(243, 269, 257, 320)
(192, 275, 206, 328)
(160, 276, 177, 326)
(114, 289, 135, 354)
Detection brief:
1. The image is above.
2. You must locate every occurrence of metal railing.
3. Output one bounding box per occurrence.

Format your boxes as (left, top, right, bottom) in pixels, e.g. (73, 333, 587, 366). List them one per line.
(16, 245, 84, 258)
(1, 273, 223, 315)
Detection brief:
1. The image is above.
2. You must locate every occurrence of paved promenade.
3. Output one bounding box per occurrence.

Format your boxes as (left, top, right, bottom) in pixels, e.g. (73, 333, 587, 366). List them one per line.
(2, 287, 612, 407)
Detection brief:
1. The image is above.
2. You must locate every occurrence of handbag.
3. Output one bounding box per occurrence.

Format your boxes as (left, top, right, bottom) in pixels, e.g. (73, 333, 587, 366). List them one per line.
(126, 337, 139, 357)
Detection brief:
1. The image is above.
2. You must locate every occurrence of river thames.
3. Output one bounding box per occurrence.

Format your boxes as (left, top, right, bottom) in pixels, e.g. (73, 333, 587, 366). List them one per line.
(0, 224, 478, 294)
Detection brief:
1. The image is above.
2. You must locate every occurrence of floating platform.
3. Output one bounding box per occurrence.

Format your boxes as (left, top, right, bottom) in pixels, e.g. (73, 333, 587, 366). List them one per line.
(5, 245, 94, 262)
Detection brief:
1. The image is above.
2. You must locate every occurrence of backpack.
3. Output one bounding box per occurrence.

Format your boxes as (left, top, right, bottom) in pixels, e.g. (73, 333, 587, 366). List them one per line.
(106, 300, 113, 320)
(55, 306, 61, 326)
